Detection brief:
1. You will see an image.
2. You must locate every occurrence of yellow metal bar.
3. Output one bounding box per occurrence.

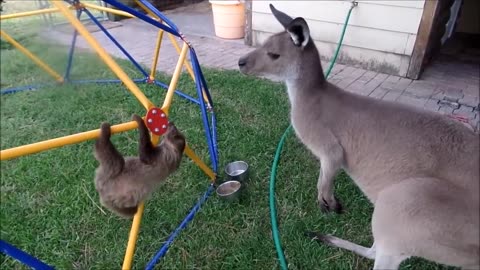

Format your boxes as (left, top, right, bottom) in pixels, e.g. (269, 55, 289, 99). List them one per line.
(0, 121, 138, 161)
(167, 34, 196, 82)
(82, 2, 135, 18)
(184, 145, 216, 181)
(134, 0, 196, 89)
(161, 42, 188, 114)
(0, 7, 60, 20)
(50, 0, 154, 110)
(135, 0, 211, 108)
(151, 134, 160, 146)
(167, 34, 211, 108)
(134, 0, 156, 18)
(0, 30, 64, 82)
(122, 101, 160, 269)
(122, 202, 145, 270)
(149, 30, 164, 80)
(134, 0, 165, 82)
(121, 145, 215, 269)
(121, 131, 214, 269)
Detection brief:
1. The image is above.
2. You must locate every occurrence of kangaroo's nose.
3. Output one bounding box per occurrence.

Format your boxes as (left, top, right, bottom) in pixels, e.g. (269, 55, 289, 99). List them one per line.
(238, 57, 247, 67)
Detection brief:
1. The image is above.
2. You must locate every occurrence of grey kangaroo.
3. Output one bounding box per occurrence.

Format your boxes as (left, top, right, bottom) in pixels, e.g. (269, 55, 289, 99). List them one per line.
(238, 4, 479, 270)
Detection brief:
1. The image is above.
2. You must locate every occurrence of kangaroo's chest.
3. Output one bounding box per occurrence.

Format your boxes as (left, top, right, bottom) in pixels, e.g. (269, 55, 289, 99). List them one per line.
(290, 103, 331, 158)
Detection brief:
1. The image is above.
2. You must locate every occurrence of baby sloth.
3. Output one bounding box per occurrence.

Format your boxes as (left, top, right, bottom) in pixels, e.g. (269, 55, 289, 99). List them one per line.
(93, 114, 186, 218)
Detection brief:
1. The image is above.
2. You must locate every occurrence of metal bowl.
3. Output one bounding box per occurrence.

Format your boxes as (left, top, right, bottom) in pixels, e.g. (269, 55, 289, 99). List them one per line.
(224, 160, 249, 182)
(216, 180, 242, 202)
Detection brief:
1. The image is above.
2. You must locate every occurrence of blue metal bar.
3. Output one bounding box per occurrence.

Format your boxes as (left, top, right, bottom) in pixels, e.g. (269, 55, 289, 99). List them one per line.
(191, 50, 218, 168)
(182, 48, 218, 169)
(190, 50, 218, 173)
(82, 8, 149, 78)
(190, 49, 218, 170)
(135, 0, 179, 33)
(211, 112, 219, 169)
(145, 184, 215, 270)
(153, 81, 200, 105)
(101, 0, 180, 37)
(59, 0, 106, 25)
(190, 49, 214, 108)
(64, 8, 82, 81)
(69, 78, 146, 84)
(1, 85, 43, 95)
(0, 240, 55, 270)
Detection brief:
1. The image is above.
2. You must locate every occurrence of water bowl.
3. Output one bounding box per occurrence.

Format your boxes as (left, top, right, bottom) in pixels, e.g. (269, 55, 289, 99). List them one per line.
(216, 180, 242, 202)
(224, 160, 249, 182)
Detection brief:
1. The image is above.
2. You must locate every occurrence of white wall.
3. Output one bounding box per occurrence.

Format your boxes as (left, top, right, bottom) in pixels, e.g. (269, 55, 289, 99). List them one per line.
(251, 0, 426, 76)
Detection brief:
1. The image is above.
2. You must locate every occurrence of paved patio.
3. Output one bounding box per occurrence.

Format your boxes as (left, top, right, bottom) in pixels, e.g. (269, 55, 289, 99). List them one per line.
(45, 1, 479, 131)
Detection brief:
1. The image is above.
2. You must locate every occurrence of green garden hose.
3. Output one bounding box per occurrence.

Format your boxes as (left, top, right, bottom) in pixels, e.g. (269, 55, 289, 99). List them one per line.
(269, 3, 357, 269)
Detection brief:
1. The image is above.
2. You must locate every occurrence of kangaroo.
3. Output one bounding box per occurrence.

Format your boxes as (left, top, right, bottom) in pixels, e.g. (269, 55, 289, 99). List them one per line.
(93, 114, 186, 218)
(238, 4, 479, 270)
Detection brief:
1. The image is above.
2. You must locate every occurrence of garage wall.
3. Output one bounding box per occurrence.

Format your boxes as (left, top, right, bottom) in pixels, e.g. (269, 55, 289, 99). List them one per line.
(251, 0, 426, 76)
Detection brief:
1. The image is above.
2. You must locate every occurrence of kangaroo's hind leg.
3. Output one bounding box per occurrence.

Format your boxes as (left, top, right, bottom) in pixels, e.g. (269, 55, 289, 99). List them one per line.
(372, 252, 408, 270)
(305, 230, 406, 270)
(132, 114, 157, 164)
(373, 178, 478, 269)
(305, 232, 376, 259)
(94, 122, 125, 177)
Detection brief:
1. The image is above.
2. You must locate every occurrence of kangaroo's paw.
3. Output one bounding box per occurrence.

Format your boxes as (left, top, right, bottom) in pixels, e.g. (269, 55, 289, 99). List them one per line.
(304, 231, 334, 246)
(319, 195, 343, 214)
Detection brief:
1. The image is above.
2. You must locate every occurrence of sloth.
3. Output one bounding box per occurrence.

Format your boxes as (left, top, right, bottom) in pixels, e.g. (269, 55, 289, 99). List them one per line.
(93, 114, 185, 218)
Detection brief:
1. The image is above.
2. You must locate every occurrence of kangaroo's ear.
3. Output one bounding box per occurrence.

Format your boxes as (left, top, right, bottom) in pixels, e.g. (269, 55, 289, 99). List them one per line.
(287, 17, 310, 48)
(270, 3, 293, 28)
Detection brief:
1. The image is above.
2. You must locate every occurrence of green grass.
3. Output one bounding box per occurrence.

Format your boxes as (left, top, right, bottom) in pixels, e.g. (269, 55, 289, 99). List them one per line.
(0, 37, 457, 270)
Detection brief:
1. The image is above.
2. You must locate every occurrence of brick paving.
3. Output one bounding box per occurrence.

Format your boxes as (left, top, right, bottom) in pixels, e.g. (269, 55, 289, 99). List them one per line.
(45, 13, 479, 132)
(48, 18, 253, 74)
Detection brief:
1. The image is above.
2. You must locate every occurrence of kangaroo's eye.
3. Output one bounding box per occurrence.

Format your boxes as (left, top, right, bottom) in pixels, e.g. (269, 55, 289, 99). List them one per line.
(267, 52, 280, 60)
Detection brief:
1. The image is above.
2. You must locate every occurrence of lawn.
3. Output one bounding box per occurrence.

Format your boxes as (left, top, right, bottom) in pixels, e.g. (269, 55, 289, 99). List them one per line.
(0, 22, 456, 270)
